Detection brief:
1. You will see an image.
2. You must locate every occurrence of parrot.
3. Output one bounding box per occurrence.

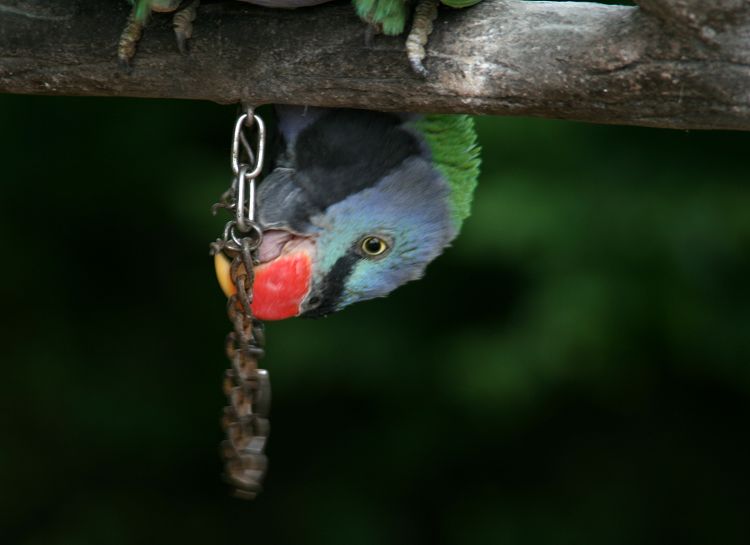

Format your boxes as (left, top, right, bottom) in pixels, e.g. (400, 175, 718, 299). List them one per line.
(214, 106, 481, 320)
(118, 0, 483, 74)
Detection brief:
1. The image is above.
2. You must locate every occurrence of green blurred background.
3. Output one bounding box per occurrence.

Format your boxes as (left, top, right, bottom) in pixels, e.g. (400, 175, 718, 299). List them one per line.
(1, 93, 749, 545)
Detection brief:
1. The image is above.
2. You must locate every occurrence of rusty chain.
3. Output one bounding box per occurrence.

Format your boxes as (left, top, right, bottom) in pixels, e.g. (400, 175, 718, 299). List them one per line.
(210, 106, 270, 500)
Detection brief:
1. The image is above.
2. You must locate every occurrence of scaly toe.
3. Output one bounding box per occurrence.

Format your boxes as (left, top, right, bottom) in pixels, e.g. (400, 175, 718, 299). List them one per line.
(173, 0, 199, 55)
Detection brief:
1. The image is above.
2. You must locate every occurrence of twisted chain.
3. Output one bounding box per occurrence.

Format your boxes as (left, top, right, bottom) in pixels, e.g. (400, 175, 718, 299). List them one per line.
(210, 106, 269, 499)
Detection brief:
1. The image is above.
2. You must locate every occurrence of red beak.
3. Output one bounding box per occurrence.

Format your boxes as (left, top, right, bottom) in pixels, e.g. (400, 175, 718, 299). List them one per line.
(214, 235, 314, 321)
(250, 248, 312, 320)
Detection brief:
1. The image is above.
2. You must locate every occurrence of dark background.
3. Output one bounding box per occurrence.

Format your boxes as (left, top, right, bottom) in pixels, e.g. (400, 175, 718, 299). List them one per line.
(1, 92, 749, 545)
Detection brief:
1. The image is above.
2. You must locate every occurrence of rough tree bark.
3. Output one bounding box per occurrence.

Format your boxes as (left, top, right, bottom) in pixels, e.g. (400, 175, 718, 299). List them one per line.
(0, 0, 749, 130)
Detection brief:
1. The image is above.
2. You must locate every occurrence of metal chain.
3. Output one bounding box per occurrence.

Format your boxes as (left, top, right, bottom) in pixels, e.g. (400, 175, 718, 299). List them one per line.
(210, 106, 270, 500)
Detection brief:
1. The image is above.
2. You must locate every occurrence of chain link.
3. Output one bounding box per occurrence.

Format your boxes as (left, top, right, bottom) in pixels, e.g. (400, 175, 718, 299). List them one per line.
(210, 105, 270, 499)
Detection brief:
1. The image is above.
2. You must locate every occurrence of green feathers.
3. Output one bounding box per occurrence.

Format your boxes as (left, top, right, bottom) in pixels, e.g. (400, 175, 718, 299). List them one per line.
(132, 0, 151, 22)
(352, 0, 483, 35)
(412, 115, 481, 232)
(353, 0, 410, 35)
(440, 0, 482, 8)
(130, 0, 182, 22)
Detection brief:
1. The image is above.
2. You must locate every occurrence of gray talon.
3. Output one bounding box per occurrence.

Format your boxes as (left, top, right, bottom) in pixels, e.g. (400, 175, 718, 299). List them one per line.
(173, 0, 199, 54)
(117, 6, 146, 67)
(364, 22, 380, 47)
(406, 0, 439, 77)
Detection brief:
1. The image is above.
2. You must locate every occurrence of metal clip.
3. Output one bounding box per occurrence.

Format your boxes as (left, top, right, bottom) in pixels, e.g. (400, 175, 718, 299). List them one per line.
(235, 164, 257, 232)
(231, 113, 266, 180)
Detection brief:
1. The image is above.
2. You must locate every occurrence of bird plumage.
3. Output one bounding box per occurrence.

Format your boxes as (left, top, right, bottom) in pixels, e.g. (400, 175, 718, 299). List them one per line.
(237, 106, 480, 319)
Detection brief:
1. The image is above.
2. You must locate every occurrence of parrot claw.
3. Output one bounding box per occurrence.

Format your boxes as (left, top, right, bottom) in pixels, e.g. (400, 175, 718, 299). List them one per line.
(117, 58, 135, 74)
(409, 58, 429, 79)
(406, 0, 439, 77)
(117, 6, 146, 68)
(116, 0, 199, 65)
(173, 0, 199, 55)
(364, 23, 381, 47)
(174, 30, 190, 54)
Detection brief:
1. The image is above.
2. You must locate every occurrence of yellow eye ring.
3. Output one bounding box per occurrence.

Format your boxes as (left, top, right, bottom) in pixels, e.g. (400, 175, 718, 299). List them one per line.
(360, 236, 389, 257)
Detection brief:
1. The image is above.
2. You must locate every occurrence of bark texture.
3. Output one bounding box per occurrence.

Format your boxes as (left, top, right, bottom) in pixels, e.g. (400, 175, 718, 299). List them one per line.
(1, 0, 750, 130)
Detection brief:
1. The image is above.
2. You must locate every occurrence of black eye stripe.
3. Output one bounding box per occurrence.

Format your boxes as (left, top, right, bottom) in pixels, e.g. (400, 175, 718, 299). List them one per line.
(301, 251, 359, 318)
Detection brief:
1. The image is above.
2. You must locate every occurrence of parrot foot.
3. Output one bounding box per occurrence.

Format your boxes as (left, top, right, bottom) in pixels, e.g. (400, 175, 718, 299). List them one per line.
(117, 6, 147, 68)
(117, 0, 199, 67)
(173, 0, 200, 54)
(406, 0, 439, 78)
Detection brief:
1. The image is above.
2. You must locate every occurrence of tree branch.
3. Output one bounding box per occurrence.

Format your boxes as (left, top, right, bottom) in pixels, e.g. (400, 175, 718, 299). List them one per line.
(1, 0, 750, 130)
(635, 0, 750, 32)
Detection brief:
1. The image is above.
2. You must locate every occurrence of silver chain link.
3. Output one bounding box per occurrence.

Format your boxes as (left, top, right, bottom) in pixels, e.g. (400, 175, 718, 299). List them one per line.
(210, 106, 270, 499)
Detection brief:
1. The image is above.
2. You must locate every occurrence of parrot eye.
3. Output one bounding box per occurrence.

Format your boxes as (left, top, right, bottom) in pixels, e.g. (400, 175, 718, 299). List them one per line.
(360, 236, 389, 257)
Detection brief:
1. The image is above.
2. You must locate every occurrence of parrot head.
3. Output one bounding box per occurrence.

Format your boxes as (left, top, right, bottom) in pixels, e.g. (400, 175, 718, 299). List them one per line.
(216, 107, 480, 320)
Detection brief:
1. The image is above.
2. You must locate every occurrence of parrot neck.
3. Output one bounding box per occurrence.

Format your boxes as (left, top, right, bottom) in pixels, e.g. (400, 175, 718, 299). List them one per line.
(409, 115, 482, 233)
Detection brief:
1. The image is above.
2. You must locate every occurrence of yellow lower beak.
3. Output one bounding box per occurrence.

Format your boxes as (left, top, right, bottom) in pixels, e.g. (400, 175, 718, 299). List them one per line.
(214, 252, 237, 298)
